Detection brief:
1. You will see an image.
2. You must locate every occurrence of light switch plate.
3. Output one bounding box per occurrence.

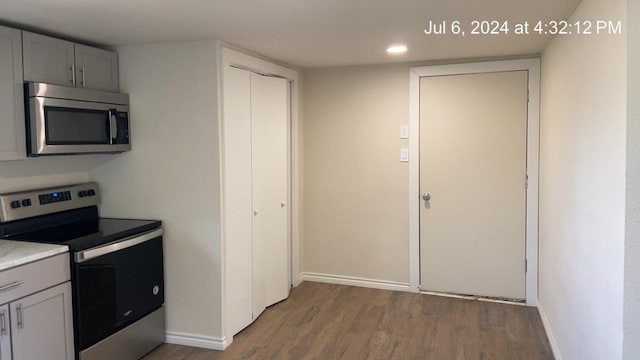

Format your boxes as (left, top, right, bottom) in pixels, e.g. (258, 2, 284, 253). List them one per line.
(400, 125, 409, 139)
(400, 148, 409, 162)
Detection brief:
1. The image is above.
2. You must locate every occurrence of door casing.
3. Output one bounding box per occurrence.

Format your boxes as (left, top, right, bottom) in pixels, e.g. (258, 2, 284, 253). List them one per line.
(408, 59, 540, 306)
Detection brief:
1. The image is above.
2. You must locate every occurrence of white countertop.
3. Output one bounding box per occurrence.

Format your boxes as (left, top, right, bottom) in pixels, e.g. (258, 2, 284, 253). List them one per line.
(0, 240, 68, 272)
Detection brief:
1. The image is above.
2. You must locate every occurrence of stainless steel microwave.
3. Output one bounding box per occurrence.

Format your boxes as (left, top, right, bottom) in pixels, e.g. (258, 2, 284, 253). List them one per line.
(25, 82, 131, 156)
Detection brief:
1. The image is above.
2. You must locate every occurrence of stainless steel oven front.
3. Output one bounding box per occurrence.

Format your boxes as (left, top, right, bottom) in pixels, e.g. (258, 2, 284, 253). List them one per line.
(25, 82, 131, 156)
(74, 228, 165, 360)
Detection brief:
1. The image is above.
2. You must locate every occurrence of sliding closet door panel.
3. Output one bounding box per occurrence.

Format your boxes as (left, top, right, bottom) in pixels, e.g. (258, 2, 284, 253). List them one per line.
(223, 67, 254, 336)
(251, 73, 290, 309)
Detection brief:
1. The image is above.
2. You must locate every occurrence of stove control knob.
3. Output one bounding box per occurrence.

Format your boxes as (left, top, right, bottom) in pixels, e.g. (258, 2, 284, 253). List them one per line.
(10, 201, 20, 209)
(79, 191, 87, 198)
(21, 199, 31, 207)
(88, 189, 96, 196)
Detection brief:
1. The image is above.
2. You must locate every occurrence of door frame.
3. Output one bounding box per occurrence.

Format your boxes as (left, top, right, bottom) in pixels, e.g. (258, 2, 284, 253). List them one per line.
(409, 59, 540, 306)
(219, 46, 301, 339)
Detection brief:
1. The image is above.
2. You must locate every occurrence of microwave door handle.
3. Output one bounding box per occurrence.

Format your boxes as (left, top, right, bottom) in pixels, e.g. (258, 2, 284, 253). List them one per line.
(109, 109, 118, 144)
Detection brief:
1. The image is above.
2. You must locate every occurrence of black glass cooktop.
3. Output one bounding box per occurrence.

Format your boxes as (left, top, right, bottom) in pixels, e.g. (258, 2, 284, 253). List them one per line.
(0, 207, 161, 252)
(9, 218, 161, 252)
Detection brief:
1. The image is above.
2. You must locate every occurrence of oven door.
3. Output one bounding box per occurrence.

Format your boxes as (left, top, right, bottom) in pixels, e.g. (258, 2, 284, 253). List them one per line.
(73, 228, 164, 351)
(28, 96, 121, 156)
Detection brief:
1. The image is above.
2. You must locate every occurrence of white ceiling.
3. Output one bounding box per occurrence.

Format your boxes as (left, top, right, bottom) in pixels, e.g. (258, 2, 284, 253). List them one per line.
(0, 0, 582, 68)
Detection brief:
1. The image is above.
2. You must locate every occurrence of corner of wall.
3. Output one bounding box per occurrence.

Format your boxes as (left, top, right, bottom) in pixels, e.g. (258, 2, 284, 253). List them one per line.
(537, 301, 563, 360)
(92, 40, 223, 340)
(538, 0, 627, 358)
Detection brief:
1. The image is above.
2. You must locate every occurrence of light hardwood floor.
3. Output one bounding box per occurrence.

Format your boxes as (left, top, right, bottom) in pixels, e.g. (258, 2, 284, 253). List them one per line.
(143, 282, 553, 360)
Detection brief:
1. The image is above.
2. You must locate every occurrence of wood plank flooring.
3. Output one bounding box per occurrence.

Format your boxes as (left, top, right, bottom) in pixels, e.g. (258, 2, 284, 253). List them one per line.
(143, 282, 553, 360)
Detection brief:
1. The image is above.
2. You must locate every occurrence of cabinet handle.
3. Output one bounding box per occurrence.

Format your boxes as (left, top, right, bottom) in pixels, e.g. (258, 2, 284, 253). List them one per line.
(0, 310, 6, 335)
(0, 280, 23, 292)
(16, 304, 23, 330)
(81, 66, 86, 87)
(71, 64, 76, 86)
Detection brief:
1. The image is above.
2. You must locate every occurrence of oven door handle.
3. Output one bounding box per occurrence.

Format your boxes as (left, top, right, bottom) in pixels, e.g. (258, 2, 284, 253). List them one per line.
(75, 228, 163, 263)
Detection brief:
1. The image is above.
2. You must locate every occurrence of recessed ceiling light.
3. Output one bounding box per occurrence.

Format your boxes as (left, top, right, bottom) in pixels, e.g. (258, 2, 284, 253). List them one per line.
(386, 45, 408, 54)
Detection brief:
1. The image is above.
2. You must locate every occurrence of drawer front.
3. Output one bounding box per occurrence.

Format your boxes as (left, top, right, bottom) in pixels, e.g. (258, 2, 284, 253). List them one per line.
(0, 253, 70, 304)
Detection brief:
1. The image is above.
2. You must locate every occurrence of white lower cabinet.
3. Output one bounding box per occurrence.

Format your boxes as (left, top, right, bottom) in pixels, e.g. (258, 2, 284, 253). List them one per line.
(0, 253, 74, 360)
(8, 283, 74, 360)
(0, 305, 11, 360)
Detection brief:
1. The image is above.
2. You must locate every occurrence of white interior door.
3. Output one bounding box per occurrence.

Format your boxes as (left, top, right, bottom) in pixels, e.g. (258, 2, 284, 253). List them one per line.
(223, 67, 290, 337)
(419, 71, 528, 300)
(223, 67, 254, 336)
(251, 73, 290, 313)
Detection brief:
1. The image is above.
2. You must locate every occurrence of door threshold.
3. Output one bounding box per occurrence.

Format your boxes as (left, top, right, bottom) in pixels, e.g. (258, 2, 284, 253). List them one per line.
(420, 290, 526, 306)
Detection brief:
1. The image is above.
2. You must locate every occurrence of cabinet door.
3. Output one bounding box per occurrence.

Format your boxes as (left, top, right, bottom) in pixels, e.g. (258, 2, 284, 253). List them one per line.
(0, 26, 26, 161)
(75, 44, 119, 92)
(10, 282, 74, 360)
(0, 305, 10, 360)
(23, 32, 75, 87)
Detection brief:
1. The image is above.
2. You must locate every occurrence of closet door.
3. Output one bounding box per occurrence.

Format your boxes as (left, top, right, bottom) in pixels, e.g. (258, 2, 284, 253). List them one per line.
(223, 67, 254, 336)
(250, 73, 290, 314)
(223, 67, 290, 338)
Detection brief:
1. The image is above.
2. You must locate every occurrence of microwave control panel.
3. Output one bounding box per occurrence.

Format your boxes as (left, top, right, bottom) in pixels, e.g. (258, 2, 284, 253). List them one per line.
(117, 112, 130, 144)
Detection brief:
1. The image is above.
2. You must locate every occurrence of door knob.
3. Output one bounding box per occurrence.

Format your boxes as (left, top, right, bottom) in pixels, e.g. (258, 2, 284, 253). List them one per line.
(422, 192, 431, 201)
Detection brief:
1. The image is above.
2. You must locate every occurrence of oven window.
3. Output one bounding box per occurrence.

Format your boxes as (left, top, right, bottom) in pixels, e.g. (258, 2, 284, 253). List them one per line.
(45, 106, 110, 145)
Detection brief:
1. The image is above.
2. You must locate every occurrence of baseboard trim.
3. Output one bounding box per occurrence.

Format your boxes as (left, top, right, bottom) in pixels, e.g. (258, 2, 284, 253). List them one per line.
(537, 302, 562, 360)
(165, 331, 230, 351)
(299, 272, 411, 292)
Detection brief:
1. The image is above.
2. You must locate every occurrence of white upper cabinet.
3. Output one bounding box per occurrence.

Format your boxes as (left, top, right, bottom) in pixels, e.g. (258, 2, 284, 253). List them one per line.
(0, 25, 26, 161)
(22, 31, 119, 92)
(22, 31, 75, 87)
(75, 44, 119, 92)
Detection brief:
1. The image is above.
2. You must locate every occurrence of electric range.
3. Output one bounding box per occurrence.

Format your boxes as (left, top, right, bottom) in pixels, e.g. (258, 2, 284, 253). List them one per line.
(0, 182, 165, 360)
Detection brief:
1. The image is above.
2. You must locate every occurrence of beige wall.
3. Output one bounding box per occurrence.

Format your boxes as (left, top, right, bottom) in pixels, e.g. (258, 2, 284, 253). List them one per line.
(539, 0, 627, 358)
(0, 172, 88, 193)
(89, 41, 223, 340)
(302, 64, 410, 283)
(0, 155, 114, 193)
(300, 55, 536, 284)
(624, 0, 640, 357)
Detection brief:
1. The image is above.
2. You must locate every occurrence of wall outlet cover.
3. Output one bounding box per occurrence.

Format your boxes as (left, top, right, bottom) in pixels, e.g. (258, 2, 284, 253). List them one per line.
(400, 148, 409, 162)
(400, 125, 409, 139)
